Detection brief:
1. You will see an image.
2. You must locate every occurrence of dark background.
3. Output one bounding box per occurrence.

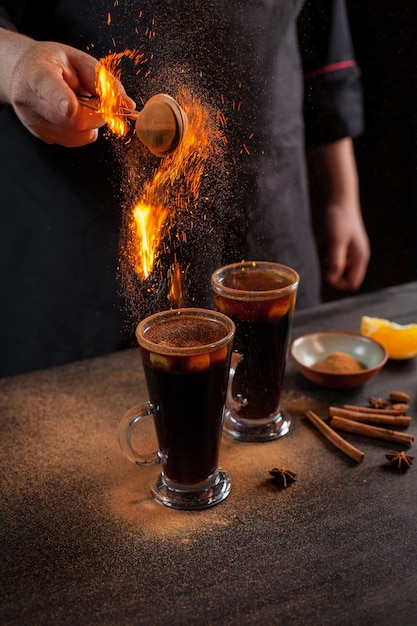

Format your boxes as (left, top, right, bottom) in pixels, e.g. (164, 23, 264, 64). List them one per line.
(324, 2, 417, 301)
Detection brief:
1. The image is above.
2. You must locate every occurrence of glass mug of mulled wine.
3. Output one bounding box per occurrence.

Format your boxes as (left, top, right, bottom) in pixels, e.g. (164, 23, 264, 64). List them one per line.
(118, 308, 235, 510)
(211, 261, 299, 442)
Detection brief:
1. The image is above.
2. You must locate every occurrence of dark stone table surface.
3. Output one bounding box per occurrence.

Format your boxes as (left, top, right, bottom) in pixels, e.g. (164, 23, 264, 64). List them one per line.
(1, 282, 417, 625)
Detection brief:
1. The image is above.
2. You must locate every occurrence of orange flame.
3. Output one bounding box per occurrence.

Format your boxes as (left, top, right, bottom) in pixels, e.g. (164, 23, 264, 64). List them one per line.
(96, 65, 129, 136)
(130, 202, 169, 280)
(95, 50, 143, 137)
(168, 261, 185, 308)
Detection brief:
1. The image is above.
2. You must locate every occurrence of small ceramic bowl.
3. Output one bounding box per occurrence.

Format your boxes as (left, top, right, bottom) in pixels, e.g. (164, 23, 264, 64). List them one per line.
(290, 330, 388, 390)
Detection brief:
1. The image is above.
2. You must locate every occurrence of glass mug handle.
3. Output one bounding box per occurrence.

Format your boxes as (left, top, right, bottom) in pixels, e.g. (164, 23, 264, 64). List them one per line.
(226, 351, 248, 412)
(118, 401, 163, 466)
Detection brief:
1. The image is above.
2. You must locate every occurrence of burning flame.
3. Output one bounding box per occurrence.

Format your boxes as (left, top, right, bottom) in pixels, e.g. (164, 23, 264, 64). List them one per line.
(168, 261, 185, 309)
(95, 50, 144, 137)
(96, 64, 129, 136)
(130, 202, 169, 280)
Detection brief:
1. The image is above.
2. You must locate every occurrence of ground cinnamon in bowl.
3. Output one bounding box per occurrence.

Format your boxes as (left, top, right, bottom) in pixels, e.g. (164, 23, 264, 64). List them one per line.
(311, 352, 366, 374)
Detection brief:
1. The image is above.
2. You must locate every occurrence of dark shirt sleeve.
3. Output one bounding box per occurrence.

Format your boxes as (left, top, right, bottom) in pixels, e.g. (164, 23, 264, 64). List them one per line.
(297, 0, 364, 146)
(0, 1, 26, 29)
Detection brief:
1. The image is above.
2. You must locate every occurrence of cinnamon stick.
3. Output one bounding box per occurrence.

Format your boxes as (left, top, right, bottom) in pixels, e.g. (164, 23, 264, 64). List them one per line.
(343, 404, 406, 416)
(329, 416, 414, 446)
(329, 407, 411, 428)
(305, 411, 365, 464)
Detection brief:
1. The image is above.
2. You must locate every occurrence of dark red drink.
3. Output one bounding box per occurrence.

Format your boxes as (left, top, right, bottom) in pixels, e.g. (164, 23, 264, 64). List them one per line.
(139, 312, 233, 486)
(211, 262, 299, 441)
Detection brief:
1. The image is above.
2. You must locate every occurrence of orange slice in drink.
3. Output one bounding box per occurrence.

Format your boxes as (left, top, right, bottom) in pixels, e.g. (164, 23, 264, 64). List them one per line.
(186, 353, 211, 371)
(149, 352, 171, 370)
(360, 316, 417, 360)
(209, 345, 229, 365)
(268, 296, 291, 320)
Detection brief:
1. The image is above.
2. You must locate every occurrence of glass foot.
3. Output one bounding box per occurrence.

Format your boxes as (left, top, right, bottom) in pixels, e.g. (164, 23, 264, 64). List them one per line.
(223, 410, 291, 442)
(151, 468, 231, 510)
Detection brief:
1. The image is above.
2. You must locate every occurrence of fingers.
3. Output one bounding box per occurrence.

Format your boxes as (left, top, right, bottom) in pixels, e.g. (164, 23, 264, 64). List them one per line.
(64, 52, 137, 113)
(323, 240, 370, 291)
(12, 88, 103, 146)
(43, 127, 99, 148)
(28, 46, 98, 120)
(23, 107, 100, 146)
(323, 245, 347, 287)
(318, 195, 370, 293)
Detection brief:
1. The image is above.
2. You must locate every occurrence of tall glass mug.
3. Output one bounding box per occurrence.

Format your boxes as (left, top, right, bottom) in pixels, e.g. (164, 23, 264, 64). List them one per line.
(118, 308, 235, 510)
(211, 261, 299, 442)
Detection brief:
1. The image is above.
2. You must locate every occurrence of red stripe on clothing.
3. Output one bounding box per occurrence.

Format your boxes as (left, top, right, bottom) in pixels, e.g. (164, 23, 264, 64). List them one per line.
(303, 59, 356, 81)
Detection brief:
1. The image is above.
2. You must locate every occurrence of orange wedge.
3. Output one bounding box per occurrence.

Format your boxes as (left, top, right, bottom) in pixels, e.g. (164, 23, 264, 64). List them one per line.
(360, 316, 417, 360)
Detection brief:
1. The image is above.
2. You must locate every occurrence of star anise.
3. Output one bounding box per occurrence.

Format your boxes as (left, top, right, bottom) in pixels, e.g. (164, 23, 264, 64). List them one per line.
(269, 467, 297, 488)
(385, 450, 414, 470)
(368, 396, 390, 409)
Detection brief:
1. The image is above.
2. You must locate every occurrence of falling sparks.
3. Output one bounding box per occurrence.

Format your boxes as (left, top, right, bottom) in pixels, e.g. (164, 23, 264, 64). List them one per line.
(124, 90, 225, 304)
(95, 51, 227, 310)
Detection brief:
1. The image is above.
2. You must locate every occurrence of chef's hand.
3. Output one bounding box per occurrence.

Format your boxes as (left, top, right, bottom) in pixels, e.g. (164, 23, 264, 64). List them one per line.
(0, 29, 135, 147)
(319, 196, 370, 290)
(308, 137, 370, 291)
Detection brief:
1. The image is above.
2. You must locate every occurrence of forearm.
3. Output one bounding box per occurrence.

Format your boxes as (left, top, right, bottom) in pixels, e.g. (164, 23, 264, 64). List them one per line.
(307, 137, 370, 290)
(0, 27, 33, 104)
(307, 137, 360, 211)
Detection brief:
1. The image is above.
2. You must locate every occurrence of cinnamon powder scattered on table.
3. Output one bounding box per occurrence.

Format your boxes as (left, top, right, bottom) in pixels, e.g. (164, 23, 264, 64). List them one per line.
(311, 352, 365, 374)
(107, 388, 318, 541)
(108, 393, 317, 541)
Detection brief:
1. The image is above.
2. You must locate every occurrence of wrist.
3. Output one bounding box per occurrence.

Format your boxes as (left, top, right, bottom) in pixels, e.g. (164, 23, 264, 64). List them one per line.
(0, 28, 34, 104)
(307, 137, 360, 207)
